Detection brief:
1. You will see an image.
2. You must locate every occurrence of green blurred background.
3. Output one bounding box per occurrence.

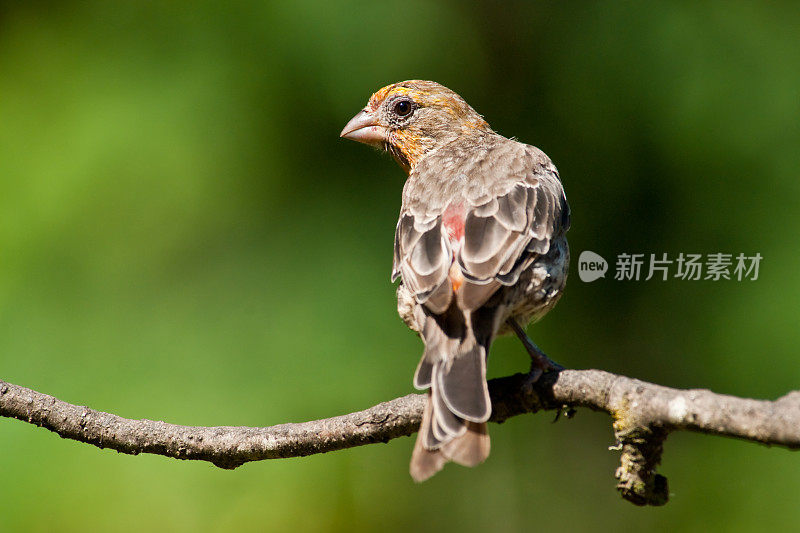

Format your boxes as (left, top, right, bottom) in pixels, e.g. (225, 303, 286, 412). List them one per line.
(1, 1, 799, 531)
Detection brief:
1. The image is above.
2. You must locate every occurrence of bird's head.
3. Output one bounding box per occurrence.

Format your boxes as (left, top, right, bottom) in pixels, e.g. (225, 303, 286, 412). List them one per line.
(340, 80, 491, 173)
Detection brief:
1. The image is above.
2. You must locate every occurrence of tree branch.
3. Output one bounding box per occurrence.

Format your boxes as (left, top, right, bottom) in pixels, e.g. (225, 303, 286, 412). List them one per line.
(2, 370, 799, 506)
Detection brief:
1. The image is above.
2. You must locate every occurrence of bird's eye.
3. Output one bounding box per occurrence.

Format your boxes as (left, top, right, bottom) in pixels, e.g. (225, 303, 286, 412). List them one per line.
(393, 99, 413, 117)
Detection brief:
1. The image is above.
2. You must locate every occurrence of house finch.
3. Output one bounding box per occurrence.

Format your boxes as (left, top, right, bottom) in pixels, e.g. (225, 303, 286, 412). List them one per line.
(341, 80, 570, 481)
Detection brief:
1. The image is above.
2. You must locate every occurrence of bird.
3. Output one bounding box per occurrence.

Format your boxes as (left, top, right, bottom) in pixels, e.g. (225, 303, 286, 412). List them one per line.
(340, 80, 570, 481)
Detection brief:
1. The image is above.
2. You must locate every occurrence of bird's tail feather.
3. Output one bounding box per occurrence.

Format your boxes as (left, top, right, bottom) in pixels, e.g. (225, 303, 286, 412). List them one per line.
(410, 313, 492, 482)
(410, 393, 490, 482)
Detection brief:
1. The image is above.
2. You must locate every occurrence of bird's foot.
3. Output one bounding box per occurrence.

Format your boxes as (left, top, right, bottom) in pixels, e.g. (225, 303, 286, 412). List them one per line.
(506, 318, 563, 384)
(525, 355, 560, 384)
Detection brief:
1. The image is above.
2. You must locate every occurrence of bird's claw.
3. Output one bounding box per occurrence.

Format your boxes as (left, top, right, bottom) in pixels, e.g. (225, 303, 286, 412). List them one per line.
(526, 365, 544, 385)
(530, 350, 563, 374)
(508, 318, 563, 383)
(525, 354, 560, 385)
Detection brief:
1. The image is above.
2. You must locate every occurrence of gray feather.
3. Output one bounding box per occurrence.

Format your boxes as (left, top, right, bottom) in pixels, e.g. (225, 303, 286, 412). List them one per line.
(413, 356, 433, 390)
(431, 376, 467, 440)
(440, 422, 490, 467)
(472, 197, 498, 217)
(410, 395, 448, 482)
(462, 213, 510, 264)
(456, 279, 501, 311)
(419, 277, 452, 314)
(437, 337, 491, 422)
(493, 184, 528, 232)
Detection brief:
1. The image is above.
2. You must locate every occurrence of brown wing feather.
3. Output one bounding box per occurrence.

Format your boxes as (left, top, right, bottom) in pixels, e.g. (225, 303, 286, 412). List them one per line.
(393, 214, 452, 313)
(455, 171, 567, 310)
(393, 142, 568, 314)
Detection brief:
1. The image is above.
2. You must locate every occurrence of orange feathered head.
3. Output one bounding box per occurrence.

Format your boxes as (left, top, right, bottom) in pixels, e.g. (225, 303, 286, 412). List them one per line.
(341, 80, 491, 172)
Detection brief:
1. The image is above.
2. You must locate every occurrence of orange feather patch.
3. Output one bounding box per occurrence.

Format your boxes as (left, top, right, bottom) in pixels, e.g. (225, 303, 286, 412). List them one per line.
(449, 263, 464, 293)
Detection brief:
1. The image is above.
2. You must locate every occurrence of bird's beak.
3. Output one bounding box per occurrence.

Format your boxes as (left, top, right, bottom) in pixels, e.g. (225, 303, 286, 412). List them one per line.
(340, 109, 387, 147)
